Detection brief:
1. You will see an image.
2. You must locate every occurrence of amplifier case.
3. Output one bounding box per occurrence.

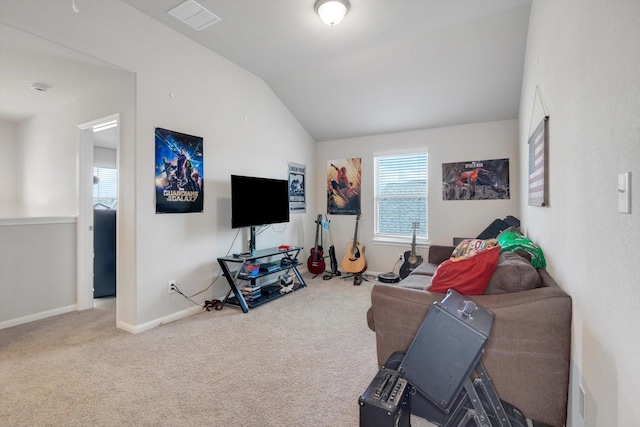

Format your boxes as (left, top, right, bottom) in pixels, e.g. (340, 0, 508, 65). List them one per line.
(399, 289, 494, 412)
(359, 367, 411, 427)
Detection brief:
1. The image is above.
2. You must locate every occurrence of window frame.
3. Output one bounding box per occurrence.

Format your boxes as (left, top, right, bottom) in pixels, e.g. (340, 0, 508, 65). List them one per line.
(373, 150, 429, 245)
(93, 166, 118, 209)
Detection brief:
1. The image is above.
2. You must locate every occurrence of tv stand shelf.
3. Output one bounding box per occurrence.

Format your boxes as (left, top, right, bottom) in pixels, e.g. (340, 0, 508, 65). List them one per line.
(217, 246, 306, 313)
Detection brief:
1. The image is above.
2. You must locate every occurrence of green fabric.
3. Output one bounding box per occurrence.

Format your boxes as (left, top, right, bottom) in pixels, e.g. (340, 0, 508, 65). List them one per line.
(497, 231, 547, 269)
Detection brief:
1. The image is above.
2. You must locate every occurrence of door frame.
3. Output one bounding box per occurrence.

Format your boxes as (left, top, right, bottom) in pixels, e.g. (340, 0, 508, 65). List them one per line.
(77, 113, 120, 313)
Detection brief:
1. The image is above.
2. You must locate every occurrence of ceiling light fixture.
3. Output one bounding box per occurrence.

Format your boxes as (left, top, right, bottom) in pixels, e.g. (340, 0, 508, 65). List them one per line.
(92, 120, 118, 133)
(314, 0, 350, 27)
(30, 83, 50, 93)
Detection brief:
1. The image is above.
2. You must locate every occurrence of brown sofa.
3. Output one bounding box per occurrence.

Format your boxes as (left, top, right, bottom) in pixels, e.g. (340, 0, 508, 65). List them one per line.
(366, 245, 572, 427)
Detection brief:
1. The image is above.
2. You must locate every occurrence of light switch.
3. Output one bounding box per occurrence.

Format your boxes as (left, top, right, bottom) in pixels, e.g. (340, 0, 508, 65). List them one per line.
(618, 172, 631, 213)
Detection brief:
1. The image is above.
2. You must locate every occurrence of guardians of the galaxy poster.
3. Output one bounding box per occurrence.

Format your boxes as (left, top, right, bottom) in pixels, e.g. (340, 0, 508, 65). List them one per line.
(155, 127, 204, 213)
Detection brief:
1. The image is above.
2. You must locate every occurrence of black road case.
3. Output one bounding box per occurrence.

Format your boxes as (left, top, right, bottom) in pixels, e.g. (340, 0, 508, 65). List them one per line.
(362, 290, 552, 427)
(399, 289, 493, 412)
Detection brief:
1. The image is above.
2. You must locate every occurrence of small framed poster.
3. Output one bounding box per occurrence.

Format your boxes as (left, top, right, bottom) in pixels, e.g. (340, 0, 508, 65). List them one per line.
(288, 162, 306, 213)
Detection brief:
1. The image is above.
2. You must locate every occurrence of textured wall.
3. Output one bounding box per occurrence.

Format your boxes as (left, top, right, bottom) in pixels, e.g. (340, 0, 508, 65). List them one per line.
(519, 1, 640, 425)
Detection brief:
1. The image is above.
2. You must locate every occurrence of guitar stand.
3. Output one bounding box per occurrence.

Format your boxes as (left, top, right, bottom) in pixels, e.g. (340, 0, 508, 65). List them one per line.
(313, 267, 340, 280)
(322, 268, 341, 280)
(342, 272, 368, 286)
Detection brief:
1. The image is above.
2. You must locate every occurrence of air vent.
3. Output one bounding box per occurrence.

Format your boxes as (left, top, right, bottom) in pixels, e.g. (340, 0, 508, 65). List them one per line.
(168, 0, 221, 31)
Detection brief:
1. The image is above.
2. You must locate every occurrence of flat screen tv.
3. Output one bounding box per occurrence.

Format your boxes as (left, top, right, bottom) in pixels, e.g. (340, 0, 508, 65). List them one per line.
(231, 174, 290, 229)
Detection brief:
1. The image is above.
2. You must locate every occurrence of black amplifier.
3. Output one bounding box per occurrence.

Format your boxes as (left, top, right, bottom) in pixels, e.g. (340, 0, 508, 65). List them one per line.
(358, 367, 411, 427)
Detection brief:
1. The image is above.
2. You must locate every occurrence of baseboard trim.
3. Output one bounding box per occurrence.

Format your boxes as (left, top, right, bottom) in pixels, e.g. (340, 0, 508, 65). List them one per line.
(0, 304, 77, 330)
(117, 304, 205, 334)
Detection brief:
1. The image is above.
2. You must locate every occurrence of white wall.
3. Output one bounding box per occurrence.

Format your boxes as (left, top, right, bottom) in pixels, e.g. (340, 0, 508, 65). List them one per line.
(315, 119, 520, 273)
(0, 218, 76, 327)
(0, 119, 21, 216)
(520, 1, 640, 426)
(94, 147, 117, 169)
(0, 0, 316, 331)
(0, 72, 135, 326)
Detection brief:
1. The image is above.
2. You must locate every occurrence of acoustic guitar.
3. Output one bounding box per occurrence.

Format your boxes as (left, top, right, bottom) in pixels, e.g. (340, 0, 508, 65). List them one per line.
(399, 221, 423, 279)
(307, 214, 326, 274)
(341, 213, 367, 273)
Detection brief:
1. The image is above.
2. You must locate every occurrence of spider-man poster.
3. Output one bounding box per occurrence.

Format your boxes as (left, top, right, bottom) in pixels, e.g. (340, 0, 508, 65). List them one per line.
(442, 158, 509, 200)
(327, 158, 361, 215)
(155, 127, 204, 213)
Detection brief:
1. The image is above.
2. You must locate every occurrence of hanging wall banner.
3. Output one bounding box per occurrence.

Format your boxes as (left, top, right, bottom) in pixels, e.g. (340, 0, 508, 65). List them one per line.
(155, 127, 204, 213)
(442, 158, 510, 201)
(288, 162, 306, 213)
(528, 117, 548, 207)
(327, 158, 361, 215)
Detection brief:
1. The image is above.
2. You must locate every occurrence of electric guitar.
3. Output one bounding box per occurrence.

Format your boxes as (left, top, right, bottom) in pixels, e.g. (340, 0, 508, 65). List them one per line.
(341, 213, 367, 273)
(323, 214, 341, 280)
(307, 214, 326, 274)
(399, 221, 423, 279)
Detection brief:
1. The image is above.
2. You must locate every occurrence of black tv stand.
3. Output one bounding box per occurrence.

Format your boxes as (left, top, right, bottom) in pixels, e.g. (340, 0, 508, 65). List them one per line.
(217, 246, 306, 313)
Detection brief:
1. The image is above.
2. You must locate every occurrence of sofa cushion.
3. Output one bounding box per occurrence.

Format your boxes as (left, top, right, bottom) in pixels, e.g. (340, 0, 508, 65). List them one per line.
(428, 245, 500, 295)
(484, 251, 541, 294)
(409, 262, 439, 276)
(398, 274, 432, 289)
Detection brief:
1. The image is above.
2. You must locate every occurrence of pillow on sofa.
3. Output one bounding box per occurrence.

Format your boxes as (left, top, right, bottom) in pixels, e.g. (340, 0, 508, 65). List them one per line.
(484, 251, 541, 294)
(428, 245, 500, 295)
(450, 238, 498, 259)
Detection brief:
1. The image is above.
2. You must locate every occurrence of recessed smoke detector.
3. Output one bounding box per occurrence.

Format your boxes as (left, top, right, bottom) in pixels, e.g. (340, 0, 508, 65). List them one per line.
(168, 0, 221, 31)
(30, 83, 50, 92)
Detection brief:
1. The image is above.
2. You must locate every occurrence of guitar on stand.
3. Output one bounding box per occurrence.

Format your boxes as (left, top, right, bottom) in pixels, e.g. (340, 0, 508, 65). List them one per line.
(342, 213, 367, 285)
(307, 214, 326, 276)
(399, 221, 423, 279)
(322, 214, 341, 280)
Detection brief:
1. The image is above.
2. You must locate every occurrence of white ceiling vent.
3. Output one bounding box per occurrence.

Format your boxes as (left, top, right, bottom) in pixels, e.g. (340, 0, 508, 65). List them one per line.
(168, 0, 221, 31)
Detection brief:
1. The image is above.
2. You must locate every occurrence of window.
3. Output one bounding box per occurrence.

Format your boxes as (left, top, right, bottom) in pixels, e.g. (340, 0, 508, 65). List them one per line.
(93, 167, 118, 209)
(374, 152, 428, 242)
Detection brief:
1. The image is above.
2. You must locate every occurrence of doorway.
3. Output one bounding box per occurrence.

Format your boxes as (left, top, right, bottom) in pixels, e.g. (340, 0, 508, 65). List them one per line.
(78, 114, 119, 315)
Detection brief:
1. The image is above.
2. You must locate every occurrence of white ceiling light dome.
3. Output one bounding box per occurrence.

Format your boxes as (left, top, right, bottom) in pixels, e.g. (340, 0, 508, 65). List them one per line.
(314, 0, 350, 27)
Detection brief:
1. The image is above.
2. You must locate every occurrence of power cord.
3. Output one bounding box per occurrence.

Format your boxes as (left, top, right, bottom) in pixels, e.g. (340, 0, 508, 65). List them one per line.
(204, 299, 224, 311)
(391, 257, 402, 274)
(171, 273, 223, 310)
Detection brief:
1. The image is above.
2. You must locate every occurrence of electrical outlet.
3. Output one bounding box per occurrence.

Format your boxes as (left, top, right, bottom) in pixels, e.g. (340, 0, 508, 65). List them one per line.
(168, 280, 177, 294)
(398, 253, 404, 261)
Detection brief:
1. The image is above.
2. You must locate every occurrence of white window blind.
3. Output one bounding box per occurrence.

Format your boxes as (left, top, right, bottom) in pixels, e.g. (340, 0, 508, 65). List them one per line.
(93, 167, 118, 209)
(374, 152, 428, 240)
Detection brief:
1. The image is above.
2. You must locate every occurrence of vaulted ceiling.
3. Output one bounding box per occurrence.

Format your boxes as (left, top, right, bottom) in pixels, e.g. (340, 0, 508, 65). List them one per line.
(123, 0, 532, 141)
(0, 0, 532, 143)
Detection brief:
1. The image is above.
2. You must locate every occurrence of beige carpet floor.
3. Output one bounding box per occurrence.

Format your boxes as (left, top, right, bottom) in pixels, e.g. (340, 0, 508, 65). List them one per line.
(0, 273, 400, 426)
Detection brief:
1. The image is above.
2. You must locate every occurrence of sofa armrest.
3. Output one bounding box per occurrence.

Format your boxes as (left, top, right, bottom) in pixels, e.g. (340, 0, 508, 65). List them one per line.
(368, 282, 571, 427)
(427, 245, 455, 264)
